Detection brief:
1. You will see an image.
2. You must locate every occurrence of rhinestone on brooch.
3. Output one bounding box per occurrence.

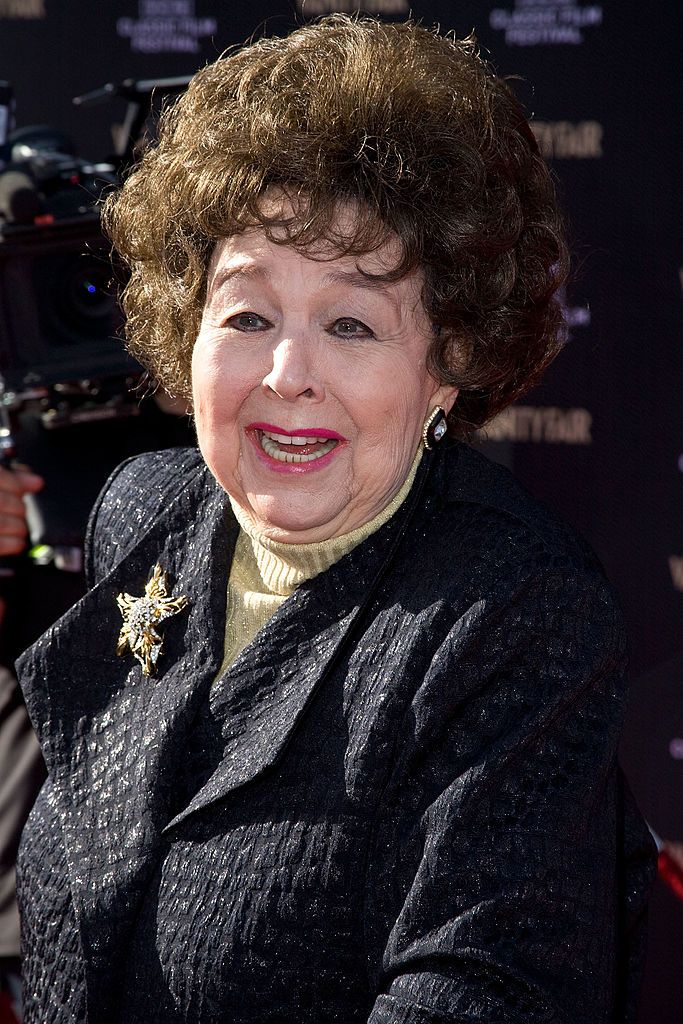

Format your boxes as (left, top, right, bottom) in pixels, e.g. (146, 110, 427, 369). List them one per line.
(116, 563, 188, 676)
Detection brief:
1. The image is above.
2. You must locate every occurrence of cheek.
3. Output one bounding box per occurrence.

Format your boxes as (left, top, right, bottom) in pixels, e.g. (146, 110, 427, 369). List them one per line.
(372, 362, 433, 429)
(192, 342, 249, 427)
(191, 340, 214, 418)
(348, 350, 425, 417)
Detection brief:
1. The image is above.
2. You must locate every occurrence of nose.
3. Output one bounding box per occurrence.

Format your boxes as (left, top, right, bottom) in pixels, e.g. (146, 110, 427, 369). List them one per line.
(261, 336, 325, 403)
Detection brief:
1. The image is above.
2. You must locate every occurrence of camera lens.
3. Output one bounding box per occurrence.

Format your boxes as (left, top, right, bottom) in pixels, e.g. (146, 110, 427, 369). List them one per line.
(1, 228, 132, 389)
(36, 251, 118, 343)
(67, 262, 114, 320)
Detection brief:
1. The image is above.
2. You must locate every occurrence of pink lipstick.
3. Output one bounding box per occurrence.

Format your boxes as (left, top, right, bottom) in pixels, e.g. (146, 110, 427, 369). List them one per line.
(247, 422, 345, 441)
(246, 422, 347, 474)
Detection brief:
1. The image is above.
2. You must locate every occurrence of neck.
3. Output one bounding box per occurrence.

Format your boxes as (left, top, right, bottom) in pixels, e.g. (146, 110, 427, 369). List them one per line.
(229, 447, 424, 595)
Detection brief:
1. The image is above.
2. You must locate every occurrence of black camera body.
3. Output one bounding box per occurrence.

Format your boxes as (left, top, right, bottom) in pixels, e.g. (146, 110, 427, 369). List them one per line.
(0, 213, 137, 393)
(0, 126, 146, 566)
(0, 130, 137, 400)
(0, 75, 192, 409)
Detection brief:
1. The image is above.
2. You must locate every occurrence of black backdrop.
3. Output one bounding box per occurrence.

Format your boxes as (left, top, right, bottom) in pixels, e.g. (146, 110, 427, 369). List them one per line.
(1, 2, 681, 1019)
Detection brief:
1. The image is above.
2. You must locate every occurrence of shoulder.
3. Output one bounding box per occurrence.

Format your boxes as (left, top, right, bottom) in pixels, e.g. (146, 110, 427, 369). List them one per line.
(384, 445, 629, 767)
(396, 442, 626, 666)
(422, 441, 606, 587)
(84, 447, 208, 586)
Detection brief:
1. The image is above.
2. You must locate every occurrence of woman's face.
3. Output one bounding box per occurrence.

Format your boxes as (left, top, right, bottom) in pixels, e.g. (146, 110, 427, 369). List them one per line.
(192, 224, 457, 543)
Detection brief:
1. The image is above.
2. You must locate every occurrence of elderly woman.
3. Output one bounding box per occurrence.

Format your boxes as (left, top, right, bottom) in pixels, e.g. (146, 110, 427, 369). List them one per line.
(16, 15, 652, 1024)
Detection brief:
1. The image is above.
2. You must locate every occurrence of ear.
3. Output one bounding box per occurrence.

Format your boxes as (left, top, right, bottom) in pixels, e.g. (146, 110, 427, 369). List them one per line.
(430, 381, 459, 417)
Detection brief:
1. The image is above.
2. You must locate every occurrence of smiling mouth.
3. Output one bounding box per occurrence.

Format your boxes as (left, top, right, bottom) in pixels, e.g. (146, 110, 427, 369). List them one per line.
(257, 429, 340, 464)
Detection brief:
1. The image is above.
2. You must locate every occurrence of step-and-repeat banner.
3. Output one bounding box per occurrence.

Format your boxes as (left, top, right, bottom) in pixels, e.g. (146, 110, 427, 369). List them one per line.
(1, 1, 681, 1018)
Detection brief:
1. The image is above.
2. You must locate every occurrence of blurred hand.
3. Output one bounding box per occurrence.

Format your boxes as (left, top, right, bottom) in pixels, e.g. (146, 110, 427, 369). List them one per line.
(0, 464, 44, 556)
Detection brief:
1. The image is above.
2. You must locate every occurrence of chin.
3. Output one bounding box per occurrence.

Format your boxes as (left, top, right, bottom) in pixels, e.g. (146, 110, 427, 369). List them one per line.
(248, 499, 343, 542)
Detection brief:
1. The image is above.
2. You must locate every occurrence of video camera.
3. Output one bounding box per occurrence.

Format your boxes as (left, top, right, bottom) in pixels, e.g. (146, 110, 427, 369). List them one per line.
(0, 77, 191, 581)
(0, 75, 190, 429)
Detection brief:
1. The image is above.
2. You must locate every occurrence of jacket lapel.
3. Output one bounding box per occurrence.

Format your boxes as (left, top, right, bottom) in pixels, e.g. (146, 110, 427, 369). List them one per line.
(163, 451, 436, 831)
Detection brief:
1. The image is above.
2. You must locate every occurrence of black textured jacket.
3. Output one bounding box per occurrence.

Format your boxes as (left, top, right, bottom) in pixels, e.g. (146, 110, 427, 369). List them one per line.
(17, 443, 654, 1023)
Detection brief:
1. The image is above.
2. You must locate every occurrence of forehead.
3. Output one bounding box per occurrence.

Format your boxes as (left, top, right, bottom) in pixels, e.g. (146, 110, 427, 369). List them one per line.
(207, 190, 411, 288)
(205, 226, 418, 303)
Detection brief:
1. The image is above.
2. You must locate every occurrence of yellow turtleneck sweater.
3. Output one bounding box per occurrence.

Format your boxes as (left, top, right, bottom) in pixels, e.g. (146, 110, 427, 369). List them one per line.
(219, 448, 423, 675)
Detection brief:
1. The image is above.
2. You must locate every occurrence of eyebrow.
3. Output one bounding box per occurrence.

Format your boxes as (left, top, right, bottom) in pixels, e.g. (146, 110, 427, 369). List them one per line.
(321, 268, 403, 318)
(209, 262, 269, 293)
(320, 268, 397, 293)
(211, 263, 394, 289)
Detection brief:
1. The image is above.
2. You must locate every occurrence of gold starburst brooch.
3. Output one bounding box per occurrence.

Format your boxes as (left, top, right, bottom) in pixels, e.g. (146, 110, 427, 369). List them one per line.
(116, 563, 188, 676)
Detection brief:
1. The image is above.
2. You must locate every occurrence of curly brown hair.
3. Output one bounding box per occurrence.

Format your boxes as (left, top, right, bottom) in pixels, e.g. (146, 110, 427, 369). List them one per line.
(103, 14, 568, 435)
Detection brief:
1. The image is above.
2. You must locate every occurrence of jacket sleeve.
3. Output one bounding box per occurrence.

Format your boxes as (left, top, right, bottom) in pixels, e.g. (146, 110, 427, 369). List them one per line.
(363, 569, 655, 1024)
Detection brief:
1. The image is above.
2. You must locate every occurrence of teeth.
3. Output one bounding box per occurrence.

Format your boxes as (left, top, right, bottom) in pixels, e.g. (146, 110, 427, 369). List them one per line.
(259, 432, 337, 463)
(264, 431, 322, 446)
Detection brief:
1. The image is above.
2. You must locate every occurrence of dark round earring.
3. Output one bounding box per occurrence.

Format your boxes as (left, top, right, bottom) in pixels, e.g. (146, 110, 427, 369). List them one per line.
(422, 406, 448, 450)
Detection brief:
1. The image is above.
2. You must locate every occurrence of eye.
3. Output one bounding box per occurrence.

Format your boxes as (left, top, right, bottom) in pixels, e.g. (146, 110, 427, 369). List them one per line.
(224, 312, 271, 332)
(328, 317, 375, 340)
